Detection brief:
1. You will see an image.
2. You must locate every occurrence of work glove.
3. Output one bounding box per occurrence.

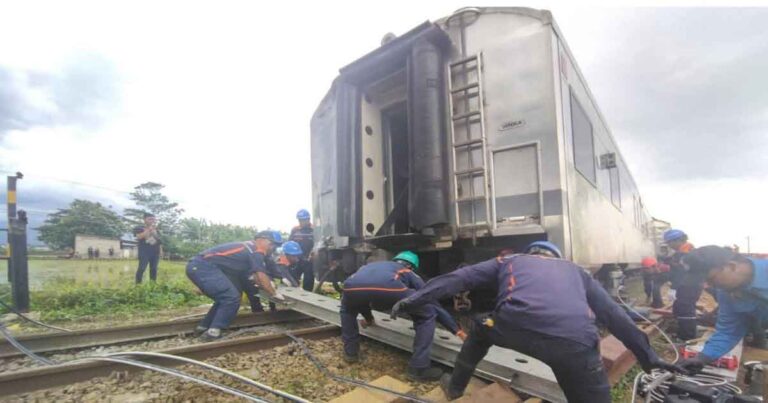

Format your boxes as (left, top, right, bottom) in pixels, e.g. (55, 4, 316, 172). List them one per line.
(390, 299, 411, 320)
(642, 358, 688, 375)
(358, 318, 375, 329)
(270, 292, 287, 303)
(666, 289, 677, 302)
(675, 355, 714, 375)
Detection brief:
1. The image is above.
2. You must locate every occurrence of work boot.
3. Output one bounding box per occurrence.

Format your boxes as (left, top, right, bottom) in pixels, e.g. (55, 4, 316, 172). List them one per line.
(200, 328, 222, 342)
(407, 366, 443, 382)
(343, 352, 360, 364)
(193, 326, 208, 337)
(439, 374, 463, 400)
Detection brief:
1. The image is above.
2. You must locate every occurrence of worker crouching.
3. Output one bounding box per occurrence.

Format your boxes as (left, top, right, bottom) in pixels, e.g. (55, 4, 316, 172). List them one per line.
(392, 244, 682, 402)
(186, 230, 285, 341)
(340, 251, 446, 382)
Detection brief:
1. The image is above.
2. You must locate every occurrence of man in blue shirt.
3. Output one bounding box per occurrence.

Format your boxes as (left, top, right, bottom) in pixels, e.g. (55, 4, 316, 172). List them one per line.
(186, 230, 284, 341)
(677, 245, 768, 373)
(391, 252, 681, 402)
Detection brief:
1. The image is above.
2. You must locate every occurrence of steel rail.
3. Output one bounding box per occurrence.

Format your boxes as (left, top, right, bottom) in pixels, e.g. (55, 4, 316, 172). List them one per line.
(0, 310, 310, 359)
(0, 324, 339, 397)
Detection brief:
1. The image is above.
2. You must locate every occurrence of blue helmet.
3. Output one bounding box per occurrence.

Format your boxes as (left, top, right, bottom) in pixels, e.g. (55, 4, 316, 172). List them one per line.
(663, 229, 686, 243)
(282, 241, 303, 256)
(255, 230, 283, 245)
(296, 209, 310, 220)
(524, 241, 563, 258)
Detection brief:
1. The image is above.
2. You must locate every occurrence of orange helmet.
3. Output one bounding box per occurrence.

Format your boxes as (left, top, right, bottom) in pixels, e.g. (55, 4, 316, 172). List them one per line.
(641, 257, 657, 268)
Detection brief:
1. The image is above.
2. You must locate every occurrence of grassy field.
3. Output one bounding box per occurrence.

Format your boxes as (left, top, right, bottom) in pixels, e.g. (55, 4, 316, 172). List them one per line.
(0, 258, 189, 291)
(0, 258, 208, 325)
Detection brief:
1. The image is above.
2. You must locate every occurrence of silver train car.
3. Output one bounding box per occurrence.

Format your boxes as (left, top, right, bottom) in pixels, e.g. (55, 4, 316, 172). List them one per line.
(310, 7, 655, 279)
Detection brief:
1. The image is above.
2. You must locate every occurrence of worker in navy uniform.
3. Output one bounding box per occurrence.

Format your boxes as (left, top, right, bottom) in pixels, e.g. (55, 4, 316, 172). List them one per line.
(341, 251, 456, 382)
(664, 229, 702, 341)
(289, 209, 315, 291)
(242, 241, 302, 313)
(186, 230, 284, 341)
(677, 246, 768, 374)
(641, 256, 669, 308)
(134, 213, 162, 283)
(391, 242, 682, 402)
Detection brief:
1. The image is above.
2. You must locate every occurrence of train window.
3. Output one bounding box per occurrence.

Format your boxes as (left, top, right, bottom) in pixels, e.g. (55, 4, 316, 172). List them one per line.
(570, 93, 596, 185)
(609, 167, 621, 208)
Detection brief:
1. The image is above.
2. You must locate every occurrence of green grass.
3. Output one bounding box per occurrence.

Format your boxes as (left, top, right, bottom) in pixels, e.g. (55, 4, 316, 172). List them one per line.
(29, 280, 209, 321)
(0, 258, 207, 323)
(0, 258, 189, 291)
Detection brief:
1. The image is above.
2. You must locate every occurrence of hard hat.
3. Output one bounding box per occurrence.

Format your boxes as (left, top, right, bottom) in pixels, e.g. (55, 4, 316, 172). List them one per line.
(282, 241, 303, 256)
(524, 241, 563, 259)
(393, 251, 420, 269)
(296, 209, 311, 220)
(641, 256, 657, 268)
(255, 230, 283, 245)
(663, 229, 686, 243)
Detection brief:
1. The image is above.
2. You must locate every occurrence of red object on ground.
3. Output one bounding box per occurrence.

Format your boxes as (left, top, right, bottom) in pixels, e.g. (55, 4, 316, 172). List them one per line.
(679, 346, 739, 370)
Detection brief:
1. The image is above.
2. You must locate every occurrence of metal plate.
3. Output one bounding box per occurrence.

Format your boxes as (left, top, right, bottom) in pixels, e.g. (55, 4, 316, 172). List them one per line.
(281, 287, 566, 402)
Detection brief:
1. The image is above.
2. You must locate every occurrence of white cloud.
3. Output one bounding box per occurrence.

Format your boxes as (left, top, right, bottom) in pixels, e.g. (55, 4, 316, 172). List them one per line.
(0, 3, 766, 252)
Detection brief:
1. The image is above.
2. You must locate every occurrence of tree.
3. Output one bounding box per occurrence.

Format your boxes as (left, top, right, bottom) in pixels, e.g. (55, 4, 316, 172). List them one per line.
(38, 200, 126, 250)
(124, 182, 184, 235)
(169, 218, 259, 259)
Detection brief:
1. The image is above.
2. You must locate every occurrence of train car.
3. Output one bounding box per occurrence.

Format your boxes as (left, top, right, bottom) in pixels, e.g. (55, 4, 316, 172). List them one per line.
(310, 7, 655, 281)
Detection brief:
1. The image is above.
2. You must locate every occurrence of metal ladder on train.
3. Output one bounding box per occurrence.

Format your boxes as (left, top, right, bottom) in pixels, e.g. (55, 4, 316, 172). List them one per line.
(448, 53, 491, 232)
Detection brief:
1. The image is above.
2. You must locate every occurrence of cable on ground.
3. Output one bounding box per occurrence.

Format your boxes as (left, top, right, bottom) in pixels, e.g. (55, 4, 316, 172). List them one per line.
(286, 332, 433, 403)
(0, 298, 72, 333)
(616, 287, 741, 402)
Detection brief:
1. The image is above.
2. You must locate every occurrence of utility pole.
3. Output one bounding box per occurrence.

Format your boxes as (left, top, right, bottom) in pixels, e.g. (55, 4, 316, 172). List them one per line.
(7, 172, 29, 312)
(746, 236, 751, 254)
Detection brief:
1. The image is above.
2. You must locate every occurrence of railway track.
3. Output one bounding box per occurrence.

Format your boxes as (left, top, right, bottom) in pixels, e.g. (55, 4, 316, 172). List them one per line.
(0, 323, 339, 397)
(0, 310, 311, 359)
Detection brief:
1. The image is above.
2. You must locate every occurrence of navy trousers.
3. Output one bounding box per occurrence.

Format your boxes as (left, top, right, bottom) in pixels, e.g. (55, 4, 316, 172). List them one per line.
(450, 318, 610, 403)
(673, 282, 703, 340)
(290, 259, 315, 292)
(186, 259, 240, 330)
(135, 250, 160, 283)
(340, 289, 436, 369)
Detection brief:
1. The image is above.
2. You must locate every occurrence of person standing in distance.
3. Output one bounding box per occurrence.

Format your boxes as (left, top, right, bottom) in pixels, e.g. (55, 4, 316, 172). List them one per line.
(134, 213, 162, 283)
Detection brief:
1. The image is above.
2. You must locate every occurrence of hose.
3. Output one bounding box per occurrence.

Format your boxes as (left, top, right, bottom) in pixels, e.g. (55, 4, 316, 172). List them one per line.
(0, 298, 72, 333)
(0, 319, 309, 402)
(0, 322, 55, 365)
(616, 287, 741, 402)
(104, 351, 310, 403)
(286, 332, 432, 403)
(71, 355, 272, 403)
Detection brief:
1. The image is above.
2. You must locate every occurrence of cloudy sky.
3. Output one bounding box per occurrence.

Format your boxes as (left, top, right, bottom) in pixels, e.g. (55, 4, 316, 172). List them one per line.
(0, 2, 766, 251)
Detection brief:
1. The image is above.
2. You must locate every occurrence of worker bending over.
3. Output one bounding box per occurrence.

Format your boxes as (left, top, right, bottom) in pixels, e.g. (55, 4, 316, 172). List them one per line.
(289, 209, 315, 291)
(677, 246, 768, 373)
(340, 251, 462, 382)
(242, 241, 302, 313)
(664, 229, 702, 340)
(186, 231, 285, 341)
(391, 246, 680, 402)
(641, 256, 670, 308)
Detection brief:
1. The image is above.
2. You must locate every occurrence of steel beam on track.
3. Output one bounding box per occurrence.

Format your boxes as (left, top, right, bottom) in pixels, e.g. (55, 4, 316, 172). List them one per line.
(0, 310, 310, 359)
(280, 287, 566, 402)
(0, 325, 338, 397)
